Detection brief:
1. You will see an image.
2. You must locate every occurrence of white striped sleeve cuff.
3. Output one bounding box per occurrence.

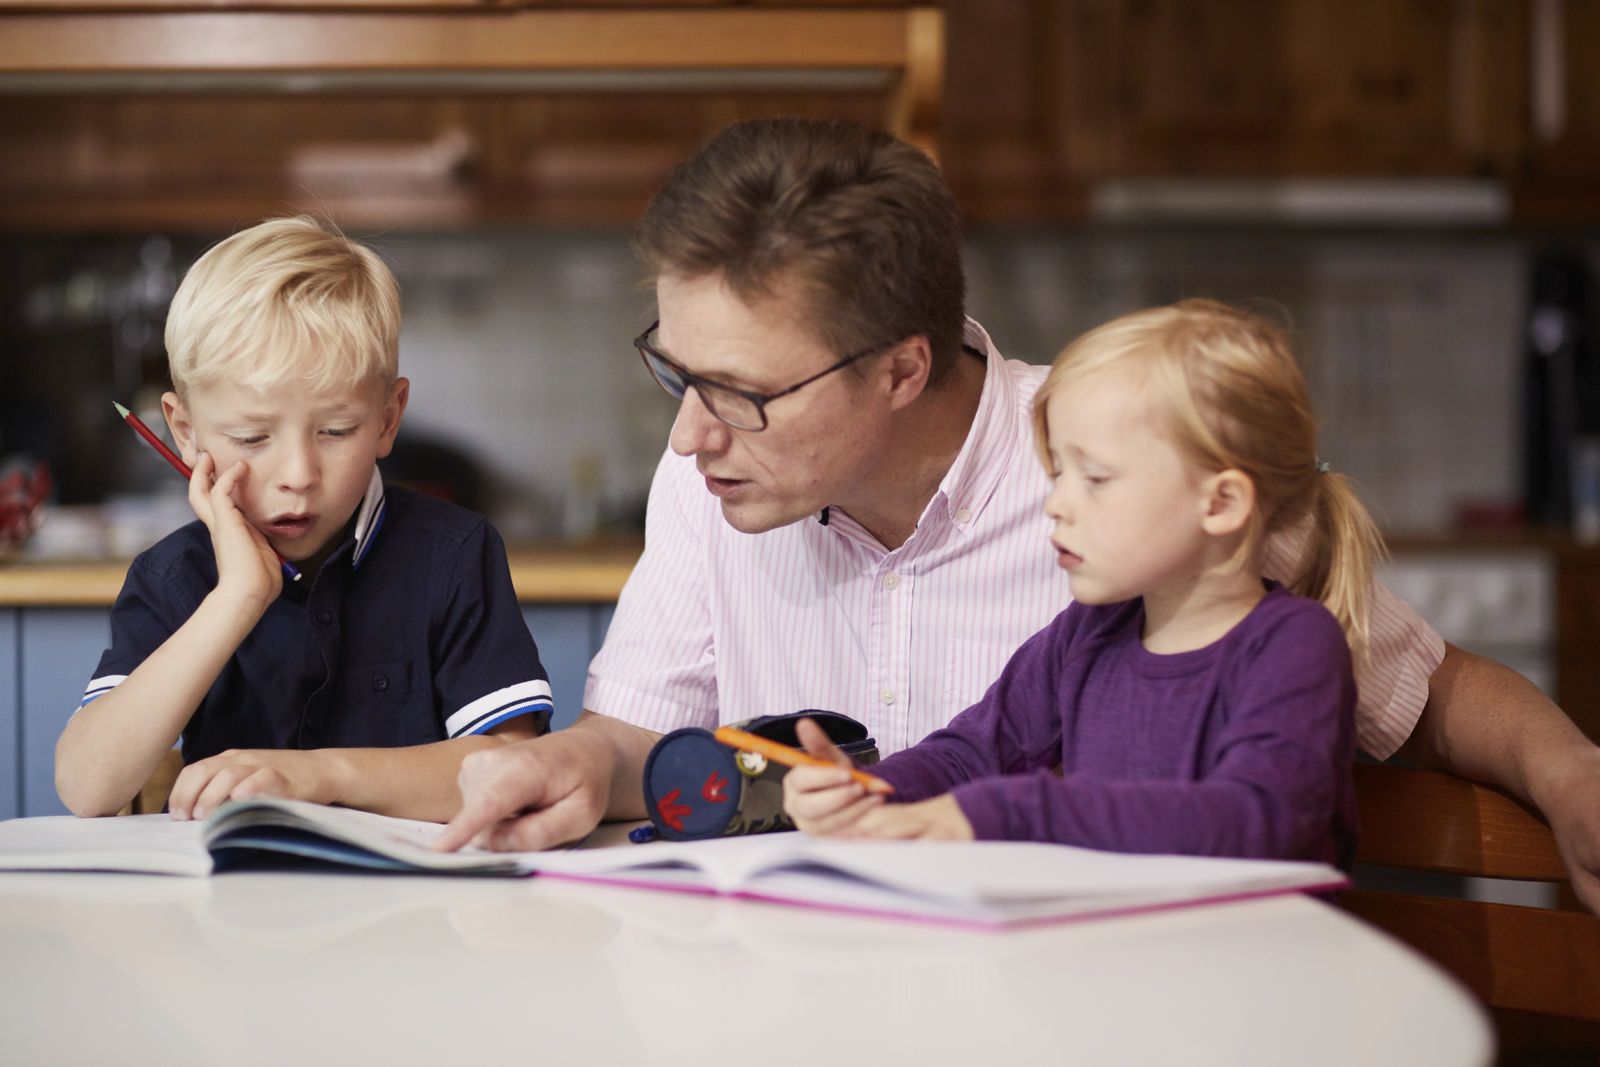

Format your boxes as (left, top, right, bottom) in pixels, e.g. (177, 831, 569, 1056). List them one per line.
(79, 675, 128, 708)
(444, 680, 555, 739)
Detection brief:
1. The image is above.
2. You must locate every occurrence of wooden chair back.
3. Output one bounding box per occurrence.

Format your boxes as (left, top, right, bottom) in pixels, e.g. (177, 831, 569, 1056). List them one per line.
(1342, 762, 1600, 1059)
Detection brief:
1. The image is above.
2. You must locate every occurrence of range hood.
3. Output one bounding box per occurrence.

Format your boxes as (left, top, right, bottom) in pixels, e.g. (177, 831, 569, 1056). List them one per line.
(1089, 178, 1510, 227)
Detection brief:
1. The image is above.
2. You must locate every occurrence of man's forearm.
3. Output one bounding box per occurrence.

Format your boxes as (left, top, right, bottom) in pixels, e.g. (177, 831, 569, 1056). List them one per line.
(571, 710, 662, 821)
(1401, 642, 1598, 811)
(321, 729, 534, 823)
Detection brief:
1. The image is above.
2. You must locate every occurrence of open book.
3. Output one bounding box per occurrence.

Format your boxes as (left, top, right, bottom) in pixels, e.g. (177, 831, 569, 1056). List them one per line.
(0, 797, 1348, 928)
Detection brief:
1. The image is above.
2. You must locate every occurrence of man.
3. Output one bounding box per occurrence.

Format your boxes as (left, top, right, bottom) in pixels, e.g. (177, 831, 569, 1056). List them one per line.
(436, 117, 1600, 912)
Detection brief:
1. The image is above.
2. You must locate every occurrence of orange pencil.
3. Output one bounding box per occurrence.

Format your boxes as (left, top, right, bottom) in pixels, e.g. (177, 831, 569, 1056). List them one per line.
(713, 725, 894, 794)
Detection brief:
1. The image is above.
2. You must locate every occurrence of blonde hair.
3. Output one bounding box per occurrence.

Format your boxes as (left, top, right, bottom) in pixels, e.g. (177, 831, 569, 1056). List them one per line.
(165, 216, 400, 397)
(1032, 299, 1385, 660)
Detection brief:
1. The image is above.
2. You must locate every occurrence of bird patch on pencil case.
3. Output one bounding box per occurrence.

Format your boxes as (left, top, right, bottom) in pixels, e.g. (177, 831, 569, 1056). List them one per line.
(642, 711, 879, 842)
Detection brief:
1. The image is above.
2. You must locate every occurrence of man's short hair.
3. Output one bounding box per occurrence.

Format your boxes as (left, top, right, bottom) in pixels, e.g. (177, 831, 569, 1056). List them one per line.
(165, 216, 400, 397)
(634, 117, 966, 387)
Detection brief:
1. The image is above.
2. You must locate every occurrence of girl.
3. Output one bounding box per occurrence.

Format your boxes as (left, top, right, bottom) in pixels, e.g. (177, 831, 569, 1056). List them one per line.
(784, 299, 1382, 867)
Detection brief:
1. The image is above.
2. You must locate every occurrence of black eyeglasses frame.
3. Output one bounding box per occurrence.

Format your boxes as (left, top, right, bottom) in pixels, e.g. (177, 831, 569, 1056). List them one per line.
(633, 320, 902, 433)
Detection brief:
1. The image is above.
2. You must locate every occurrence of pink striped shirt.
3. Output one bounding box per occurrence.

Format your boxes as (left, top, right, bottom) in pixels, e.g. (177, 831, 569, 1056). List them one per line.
(586, 321, 1443, 759)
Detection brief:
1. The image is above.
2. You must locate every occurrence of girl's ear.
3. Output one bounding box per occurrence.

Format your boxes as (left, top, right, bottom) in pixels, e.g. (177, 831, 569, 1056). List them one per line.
(1199, 469, 1255, 537)
(161, 392, 198, 467)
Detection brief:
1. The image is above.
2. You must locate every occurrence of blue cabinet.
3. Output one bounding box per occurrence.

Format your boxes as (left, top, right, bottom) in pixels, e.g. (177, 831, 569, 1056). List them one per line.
(2, 601, 615, 817)
(18, 608, 111, 816)
(0, 610, 17, 820)
(521, 604, 611, 732)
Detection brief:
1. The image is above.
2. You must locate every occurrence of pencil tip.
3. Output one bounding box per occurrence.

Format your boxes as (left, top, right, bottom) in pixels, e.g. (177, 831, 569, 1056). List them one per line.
(112, 400, 131, 418)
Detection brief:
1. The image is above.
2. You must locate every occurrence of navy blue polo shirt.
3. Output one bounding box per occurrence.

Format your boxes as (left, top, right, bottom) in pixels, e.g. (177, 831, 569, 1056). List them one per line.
(80, 470, 552, 762)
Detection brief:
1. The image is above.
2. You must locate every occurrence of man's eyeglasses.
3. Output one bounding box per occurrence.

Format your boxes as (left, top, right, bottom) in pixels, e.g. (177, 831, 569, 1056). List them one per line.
(633, 320, 900, 433)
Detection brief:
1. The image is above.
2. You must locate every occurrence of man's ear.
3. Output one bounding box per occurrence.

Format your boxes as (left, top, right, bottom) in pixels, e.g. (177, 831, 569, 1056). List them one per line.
(883, 335, 933, 411)
(375, 377, 410, 460)
(1199, 469, 1256, 537)
(161, 392, 198, 467)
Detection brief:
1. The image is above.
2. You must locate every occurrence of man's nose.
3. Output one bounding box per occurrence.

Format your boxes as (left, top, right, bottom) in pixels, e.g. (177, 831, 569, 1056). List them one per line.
(668, 387, 731, 458)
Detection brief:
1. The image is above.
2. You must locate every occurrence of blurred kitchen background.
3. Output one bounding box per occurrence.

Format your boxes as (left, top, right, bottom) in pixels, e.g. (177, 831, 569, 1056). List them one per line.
(1, 1, 1599, 836)
(3, 1, 1598, 547)
(2, 0, 1596, 535)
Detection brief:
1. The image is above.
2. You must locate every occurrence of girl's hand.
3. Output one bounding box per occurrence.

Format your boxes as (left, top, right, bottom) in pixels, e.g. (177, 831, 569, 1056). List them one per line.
(168, 749, 336, 821)
(188, 453, 281, 614)
(847, 793, 975, 841)
(782, 716, 892, 837)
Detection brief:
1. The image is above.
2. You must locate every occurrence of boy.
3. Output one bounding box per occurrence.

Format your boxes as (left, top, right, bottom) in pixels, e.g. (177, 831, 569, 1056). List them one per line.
(56, 217, 552, 821)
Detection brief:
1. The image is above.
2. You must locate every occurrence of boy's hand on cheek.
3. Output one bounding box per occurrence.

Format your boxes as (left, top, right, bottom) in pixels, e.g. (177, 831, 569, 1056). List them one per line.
(189, 453, 281, 616)
(848, 794, 974, 841)
(168, 749, 337, 821)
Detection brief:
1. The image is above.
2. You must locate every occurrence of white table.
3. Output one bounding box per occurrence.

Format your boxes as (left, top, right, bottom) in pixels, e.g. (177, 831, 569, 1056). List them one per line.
(0, 858, 1491, 1067)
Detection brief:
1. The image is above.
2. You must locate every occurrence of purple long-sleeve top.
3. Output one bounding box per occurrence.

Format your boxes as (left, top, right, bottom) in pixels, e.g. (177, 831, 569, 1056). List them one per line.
(872, 584, 1358, 868)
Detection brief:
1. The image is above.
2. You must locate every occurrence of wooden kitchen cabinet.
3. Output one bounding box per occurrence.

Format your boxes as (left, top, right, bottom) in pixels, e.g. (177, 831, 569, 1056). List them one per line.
(940, 0, 1596, 223)
(0, 92, 885, 231)
(1508, 0, 1600, 222)
(1048, 0, 1521, 178)
(0, 1, 942, 230)
(1, 0, 1596, 230)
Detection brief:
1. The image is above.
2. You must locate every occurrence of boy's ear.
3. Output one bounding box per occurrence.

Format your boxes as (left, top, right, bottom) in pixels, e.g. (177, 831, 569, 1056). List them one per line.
(1199, 468, 1255, 537)
(375, 377, 410, 460)
(160, 392, 198, 466)
(883, 335, 933, 412)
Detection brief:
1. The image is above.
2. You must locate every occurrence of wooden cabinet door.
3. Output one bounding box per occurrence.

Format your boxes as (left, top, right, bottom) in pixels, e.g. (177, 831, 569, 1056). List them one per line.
(940, 0, 1530, 220)
(1047, 0, 1520, 177)
(1516, 0, 1600, 184)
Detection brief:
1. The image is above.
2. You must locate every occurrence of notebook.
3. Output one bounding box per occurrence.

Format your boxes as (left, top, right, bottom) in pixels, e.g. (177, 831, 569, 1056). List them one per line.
(0, 797, 1348, 928)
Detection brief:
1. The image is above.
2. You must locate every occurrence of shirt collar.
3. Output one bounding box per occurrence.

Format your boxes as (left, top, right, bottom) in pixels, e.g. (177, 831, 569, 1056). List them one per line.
(932, 318, 1020, 534)
(350, 467, 387, 570)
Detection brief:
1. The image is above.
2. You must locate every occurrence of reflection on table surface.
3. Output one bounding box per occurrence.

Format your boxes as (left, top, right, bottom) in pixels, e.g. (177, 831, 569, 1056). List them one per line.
(0, 864, 1490, 1067)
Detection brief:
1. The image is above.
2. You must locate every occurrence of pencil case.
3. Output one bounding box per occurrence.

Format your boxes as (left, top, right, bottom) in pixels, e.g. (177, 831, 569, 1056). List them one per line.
(641, 710, 879, 842)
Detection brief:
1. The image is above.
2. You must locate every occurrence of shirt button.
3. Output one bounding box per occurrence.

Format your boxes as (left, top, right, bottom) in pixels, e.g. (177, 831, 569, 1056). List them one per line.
(315, 609, 333, 625)
(879, 688, 896, 705)
(372, 673, 389, 693)
(883, 573, 901, 590)
(955, 506, 972, 523)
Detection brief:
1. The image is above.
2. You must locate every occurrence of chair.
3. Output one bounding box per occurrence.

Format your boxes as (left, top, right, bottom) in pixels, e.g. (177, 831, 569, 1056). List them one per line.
(1343, 762, 1600, 1063)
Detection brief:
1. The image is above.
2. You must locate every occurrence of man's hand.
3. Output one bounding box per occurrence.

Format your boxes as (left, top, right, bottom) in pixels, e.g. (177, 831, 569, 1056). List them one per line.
(433, 730, 618, 853)
(1536, 747, 1600, 913)
(168, 748, 335, 821)
(1410, 643, 1600, 914)
(783, 717, 894, 837)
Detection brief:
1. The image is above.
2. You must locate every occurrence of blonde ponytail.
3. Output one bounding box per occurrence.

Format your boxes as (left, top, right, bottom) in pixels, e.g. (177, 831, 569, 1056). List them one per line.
(1291, 470, 1387, 664)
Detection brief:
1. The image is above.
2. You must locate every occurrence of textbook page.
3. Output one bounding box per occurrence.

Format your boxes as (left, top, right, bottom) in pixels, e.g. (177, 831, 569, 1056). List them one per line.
(202, 799, 526, 874)
(0, 814, 212, 876)
(516, 833, 1349, 926)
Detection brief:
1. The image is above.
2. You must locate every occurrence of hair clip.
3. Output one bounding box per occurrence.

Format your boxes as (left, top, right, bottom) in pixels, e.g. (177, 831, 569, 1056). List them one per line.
(1315, 459, 1332, 474)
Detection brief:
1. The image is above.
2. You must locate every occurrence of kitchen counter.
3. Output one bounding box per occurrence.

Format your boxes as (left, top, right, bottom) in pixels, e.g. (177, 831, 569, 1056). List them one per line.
(0, 542, 641, 606)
